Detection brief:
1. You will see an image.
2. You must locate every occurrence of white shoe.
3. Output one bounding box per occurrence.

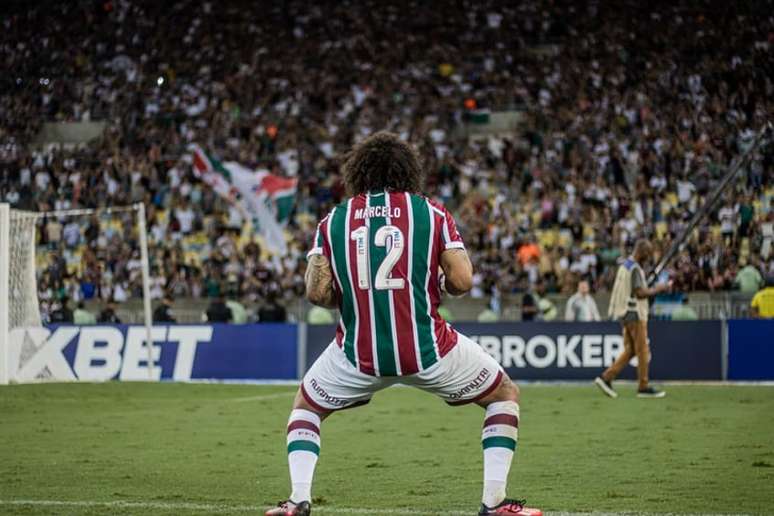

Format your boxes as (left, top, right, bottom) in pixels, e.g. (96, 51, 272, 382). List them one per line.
(594, 376, 618, 398)
(637, 387, 666, 398)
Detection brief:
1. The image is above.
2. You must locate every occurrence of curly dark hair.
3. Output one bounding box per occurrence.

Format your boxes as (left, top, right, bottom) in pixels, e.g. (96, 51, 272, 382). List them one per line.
(342, 131, 424, 196)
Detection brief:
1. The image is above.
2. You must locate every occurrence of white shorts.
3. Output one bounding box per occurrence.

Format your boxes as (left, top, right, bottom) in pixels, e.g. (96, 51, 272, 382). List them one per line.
(301, 332, 505, 412)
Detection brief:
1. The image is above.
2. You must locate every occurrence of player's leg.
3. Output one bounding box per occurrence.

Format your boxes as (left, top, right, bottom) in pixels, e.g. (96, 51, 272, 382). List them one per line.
(596, 322, 634, 397)
(632, 321, 650, 390)
(475, 374, 527, 514)
(634, 321, 665, 398)
(410, 334, 541, 515)
(278, 391, 328, 516)
(604, 322, 636, 381)
(266, 342, 378, 516)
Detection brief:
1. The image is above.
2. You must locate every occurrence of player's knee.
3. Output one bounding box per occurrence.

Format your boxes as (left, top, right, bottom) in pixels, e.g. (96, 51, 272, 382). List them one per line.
(292, 388, 331, 420)
(291, 388, 307, 409)
(504, 378, 520, 404)
(494, 375, 520, 403)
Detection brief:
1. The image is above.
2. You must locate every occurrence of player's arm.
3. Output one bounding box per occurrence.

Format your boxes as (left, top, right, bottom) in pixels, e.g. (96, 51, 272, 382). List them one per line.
(305, 254, 338, 309)
(633, 268, 672, 298)
(633, 282, 671, 298)
(434, 202, 472, 297)
(440, 248, 473, 296)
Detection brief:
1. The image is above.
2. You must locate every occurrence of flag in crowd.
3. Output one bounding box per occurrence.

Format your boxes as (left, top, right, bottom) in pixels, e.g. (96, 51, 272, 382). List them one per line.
(190, 145, 297, 255)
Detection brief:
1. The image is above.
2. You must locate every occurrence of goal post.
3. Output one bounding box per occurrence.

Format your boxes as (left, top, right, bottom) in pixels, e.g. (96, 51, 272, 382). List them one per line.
(0, 203, 9, 385)
(135, 202, 155, 380)
(0, 203, 154, 384)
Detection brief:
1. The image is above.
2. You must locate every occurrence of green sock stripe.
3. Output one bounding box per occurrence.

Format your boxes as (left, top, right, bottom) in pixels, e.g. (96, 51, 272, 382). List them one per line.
(287, 440, 320, 455)
(482, 436, 517, 451)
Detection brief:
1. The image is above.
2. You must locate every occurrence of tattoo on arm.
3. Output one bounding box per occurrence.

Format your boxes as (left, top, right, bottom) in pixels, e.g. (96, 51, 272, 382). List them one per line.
(305, 255, 338, 308)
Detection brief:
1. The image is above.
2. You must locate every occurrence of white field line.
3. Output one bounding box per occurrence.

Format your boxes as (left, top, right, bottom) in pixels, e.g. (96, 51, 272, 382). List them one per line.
(0, 499, 749, 516)
(228, 391, 296, 403)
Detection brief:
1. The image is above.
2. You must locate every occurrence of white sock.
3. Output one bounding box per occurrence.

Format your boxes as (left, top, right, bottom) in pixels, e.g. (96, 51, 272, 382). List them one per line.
(481, 400, 519, 508)
(287, 409, 321, 503)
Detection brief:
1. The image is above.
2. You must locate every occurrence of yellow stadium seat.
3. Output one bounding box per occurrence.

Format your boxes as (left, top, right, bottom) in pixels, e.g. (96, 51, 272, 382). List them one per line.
(740, 237, 750, 255)
(184, 251, 201, 266)
(538, 229, 559, 248)
(558, 230, 573, 249)
(665, 192, 678, 208)
(655, 221, 668, 239)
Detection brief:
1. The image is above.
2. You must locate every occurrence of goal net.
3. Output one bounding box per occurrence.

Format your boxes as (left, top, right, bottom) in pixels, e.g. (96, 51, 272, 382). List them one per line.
(0, 203, 153, 384)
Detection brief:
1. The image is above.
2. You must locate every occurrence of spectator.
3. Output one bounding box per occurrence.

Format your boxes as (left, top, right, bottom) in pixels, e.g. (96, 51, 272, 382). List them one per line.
(761, 213, 774, 261)
(73, 301, 97, 325)
(259, 292, 287, 323)
(98, 301, 122, 324)
(517, 236, 541, 267)
(307, 305, 335, 325)
(226, 298, 248, 324)
(532, 281, 557, 321)
(153, 295, 176, 323)
(718, 201, 737, 246)
(564, 280, 601, 322)
(49, 297, 73, 323)
(62, 221, 80, 248)
(205, 296, 232, 323)
(521, 289, 538, 322)
(671, 296, 699, 321)
(437, 304, 455, 323)
(735, 260, 764, 293)
(751, 277, 774, 319)
(477, 301, 499, 323)
(538, 299, 558, 321)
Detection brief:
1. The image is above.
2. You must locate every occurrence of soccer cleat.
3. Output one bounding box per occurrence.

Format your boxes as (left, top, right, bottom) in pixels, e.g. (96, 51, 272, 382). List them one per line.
(264, 500, 311, 516)
(479, 498, 542, 515)
(637, 386, 666, 398)
(594, 376, 618, 398)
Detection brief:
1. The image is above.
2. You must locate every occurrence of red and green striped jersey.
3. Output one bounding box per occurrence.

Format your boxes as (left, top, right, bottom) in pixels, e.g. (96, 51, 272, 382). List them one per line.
(308, 191, 465, 377)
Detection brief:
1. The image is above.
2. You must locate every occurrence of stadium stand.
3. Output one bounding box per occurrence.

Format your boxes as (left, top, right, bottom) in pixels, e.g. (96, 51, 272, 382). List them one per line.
(1, 0, 772, 323)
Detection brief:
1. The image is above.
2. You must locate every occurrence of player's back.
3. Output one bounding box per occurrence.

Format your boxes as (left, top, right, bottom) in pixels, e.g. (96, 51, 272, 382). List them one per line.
(309, 191, 464, 377)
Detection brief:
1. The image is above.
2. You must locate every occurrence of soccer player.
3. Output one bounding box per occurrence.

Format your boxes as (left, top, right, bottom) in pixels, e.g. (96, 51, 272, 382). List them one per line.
(594, 239, 671, 399)
(266, 132, 541, 516)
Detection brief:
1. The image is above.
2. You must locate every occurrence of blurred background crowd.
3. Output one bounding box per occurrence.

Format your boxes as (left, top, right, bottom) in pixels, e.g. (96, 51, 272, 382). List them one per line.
(1, 0, 773, 322)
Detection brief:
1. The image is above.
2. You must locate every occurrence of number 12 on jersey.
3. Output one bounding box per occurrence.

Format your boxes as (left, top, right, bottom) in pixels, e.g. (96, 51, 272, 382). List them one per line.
(350, 225, 405, 290)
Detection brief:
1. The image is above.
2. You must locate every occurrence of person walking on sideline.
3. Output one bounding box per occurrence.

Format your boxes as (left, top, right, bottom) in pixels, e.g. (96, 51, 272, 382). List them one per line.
(594, 240, 671, 399)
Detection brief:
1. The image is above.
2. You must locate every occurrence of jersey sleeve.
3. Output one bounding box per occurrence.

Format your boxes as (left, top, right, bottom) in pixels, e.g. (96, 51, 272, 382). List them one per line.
(307, 213, 332, 260)
(431, 201, 465, 251)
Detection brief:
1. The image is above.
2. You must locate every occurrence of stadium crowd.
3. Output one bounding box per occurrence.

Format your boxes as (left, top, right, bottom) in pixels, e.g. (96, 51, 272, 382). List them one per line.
(1, 0, 773, 319)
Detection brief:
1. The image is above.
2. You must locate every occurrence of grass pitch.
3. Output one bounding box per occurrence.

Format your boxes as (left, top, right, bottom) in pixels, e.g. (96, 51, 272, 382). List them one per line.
(1, 382, 773, 515)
